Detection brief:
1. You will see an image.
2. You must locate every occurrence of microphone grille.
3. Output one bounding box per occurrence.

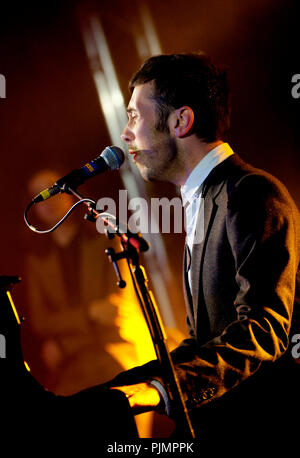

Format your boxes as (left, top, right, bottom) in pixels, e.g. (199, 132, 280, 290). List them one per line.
(101, 146, 125, 170)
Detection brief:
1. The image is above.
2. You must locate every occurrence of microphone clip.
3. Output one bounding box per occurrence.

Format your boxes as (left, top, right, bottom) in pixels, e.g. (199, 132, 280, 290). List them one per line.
(83, 202, 98, 223)
(105, 248, 126, 289)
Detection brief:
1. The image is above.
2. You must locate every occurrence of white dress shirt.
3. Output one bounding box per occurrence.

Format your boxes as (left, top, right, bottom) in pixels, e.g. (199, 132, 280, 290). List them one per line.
(151, 143, 234, 415)
(181, 143, 234, 286)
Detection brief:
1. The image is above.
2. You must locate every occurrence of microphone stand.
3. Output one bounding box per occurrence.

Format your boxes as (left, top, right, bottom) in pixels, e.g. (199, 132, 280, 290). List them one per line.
(67, 186, 195, 438)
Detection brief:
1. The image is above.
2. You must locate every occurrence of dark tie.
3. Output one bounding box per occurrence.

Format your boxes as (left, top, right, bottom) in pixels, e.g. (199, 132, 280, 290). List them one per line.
(185, 243, 191, 272)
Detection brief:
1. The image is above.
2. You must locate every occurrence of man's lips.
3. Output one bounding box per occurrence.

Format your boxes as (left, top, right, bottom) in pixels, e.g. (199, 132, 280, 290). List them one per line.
(129, 150, 138, 161)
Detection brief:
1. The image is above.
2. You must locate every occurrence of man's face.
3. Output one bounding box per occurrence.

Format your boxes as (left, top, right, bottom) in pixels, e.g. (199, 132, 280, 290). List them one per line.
(121, 81, 179, 183)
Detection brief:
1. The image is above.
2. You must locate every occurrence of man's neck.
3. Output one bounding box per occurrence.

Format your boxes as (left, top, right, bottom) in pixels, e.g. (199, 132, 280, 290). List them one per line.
(174, 139, 224, 187)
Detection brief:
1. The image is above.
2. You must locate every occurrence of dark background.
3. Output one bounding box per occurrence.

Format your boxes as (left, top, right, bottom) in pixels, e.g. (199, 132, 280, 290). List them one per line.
(0, 0, 299, 342)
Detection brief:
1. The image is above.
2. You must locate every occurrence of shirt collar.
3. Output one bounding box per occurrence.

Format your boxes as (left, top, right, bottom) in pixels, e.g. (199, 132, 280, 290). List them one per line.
(181, 143, 234, 206)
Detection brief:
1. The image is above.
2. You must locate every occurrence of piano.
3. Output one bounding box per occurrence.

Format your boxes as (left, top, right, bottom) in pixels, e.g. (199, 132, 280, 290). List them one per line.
(0, 276, 139, 450)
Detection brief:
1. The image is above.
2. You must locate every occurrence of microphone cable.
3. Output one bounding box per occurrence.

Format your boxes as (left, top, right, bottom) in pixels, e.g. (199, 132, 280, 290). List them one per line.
(24, 197, 96, 234)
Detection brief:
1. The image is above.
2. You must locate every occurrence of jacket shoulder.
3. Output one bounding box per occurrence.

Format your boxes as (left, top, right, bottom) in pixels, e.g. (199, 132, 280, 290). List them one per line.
(204, 154, 298, 210)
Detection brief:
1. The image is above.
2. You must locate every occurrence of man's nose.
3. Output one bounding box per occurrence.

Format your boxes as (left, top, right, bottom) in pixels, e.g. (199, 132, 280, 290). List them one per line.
(121, 125, 135, 143)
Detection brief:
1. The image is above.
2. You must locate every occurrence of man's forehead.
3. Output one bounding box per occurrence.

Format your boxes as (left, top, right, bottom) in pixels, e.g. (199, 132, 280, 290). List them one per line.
(127, 81, 155, 112)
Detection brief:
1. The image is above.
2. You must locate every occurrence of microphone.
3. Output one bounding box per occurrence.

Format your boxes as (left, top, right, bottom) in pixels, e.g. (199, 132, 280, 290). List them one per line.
(32, 146, 125, 203)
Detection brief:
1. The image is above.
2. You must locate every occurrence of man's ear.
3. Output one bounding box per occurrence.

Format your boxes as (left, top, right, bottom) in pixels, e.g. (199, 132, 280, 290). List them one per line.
(170, 106, 194, 138)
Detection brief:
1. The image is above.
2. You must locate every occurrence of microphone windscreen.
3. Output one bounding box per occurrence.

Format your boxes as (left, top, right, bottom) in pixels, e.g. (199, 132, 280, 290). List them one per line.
(101, 146, 125, 170)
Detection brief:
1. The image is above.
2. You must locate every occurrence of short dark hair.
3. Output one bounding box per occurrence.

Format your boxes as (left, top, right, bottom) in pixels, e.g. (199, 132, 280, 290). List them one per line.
(129, 53, 230, 142)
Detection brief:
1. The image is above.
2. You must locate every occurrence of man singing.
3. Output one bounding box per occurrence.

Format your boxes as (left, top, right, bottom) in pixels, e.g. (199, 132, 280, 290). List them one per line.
(104, 53, 299, 447)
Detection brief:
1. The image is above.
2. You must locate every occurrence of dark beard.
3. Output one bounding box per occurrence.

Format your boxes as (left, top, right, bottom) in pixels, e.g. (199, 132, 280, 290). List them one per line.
(143, 136, 180, 184)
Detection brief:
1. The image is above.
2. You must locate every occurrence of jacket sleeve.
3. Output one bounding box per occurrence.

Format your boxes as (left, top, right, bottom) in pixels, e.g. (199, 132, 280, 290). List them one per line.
(170, 173, 300, 412)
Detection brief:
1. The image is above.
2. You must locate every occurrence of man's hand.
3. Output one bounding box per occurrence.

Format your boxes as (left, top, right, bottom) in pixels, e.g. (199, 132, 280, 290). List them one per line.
(111, 383, 161, 415)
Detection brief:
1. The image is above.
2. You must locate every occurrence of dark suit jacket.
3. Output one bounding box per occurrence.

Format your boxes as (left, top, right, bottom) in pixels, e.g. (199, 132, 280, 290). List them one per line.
(105, 154, 300, 443)
(172, 154, 300, 399)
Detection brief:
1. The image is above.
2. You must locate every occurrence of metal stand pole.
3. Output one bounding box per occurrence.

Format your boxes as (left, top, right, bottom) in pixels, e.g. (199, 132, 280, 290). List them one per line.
(66, 187, 195, 438)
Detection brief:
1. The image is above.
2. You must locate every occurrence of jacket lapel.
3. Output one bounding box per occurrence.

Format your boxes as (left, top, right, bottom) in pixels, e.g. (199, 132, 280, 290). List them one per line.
(183, 244, 195, 331)
(190, 155, 241, 332)
(190, 190, 217, 332)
